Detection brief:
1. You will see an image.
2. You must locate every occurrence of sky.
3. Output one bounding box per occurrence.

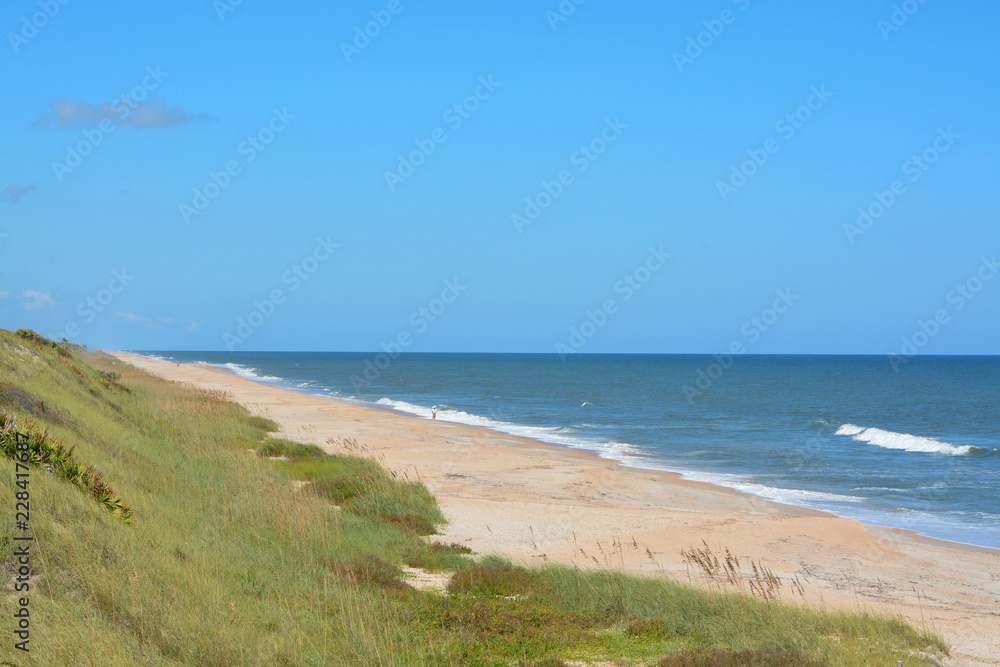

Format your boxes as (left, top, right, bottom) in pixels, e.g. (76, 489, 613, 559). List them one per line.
(1, 0, 998, 355)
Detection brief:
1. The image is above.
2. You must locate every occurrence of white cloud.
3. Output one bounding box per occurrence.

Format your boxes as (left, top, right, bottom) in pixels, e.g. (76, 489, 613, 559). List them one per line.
(21, 289, 53, 312)
(1, 184, 36, 203)
(33, 97, 212, 130)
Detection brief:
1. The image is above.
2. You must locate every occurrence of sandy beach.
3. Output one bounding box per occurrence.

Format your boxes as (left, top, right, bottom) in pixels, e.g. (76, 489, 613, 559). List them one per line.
(113, 352, 1000, 666)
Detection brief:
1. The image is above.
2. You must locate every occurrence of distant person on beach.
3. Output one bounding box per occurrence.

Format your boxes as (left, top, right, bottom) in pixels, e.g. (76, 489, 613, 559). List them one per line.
(338, 390, 342, 398)
(432, 406, 437, 420)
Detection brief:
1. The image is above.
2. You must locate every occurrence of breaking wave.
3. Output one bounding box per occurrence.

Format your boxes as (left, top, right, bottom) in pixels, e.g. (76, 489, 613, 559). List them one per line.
(836, 424, 977, 456)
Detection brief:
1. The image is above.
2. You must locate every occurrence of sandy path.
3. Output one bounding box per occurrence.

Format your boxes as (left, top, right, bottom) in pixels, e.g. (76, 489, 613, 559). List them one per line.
(112, 352, 1000, 665)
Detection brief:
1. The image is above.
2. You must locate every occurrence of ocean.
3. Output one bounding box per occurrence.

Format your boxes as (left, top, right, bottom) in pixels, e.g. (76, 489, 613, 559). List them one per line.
(135, 352, 1000, 549)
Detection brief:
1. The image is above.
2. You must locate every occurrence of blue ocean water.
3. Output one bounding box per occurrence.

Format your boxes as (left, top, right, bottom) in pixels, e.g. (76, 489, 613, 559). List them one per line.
(137, 352, 1000, 549)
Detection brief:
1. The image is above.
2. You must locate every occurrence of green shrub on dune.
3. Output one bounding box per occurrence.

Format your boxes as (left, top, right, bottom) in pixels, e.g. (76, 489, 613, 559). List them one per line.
(0, 414, 132, 522)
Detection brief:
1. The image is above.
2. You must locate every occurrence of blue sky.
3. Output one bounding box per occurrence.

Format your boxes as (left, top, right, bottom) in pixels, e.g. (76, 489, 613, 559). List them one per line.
(1, 0, 998, 355)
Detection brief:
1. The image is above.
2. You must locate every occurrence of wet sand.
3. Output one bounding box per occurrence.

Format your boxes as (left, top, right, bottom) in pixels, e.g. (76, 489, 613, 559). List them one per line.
(113, 352, 1000, 666)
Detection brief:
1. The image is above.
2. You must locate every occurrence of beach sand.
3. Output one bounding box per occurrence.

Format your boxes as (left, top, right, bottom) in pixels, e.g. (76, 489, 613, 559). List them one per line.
(113, 352, 1000, 666)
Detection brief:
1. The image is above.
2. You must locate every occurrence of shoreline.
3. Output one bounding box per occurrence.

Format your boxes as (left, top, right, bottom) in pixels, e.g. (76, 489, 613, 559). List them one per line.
(120, 353, 854, 521)
(111, 351, 1000, 666)
(131, 351, 999, 554)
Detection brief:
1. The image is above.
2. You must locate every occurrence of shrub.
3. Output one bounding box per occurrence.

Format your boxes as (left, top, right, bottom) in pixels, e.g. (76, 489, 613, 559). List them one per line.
(448, 560, 543, 598)
(0, 413, 133, 523)
(15, 328, 69, 356)
(256, 438, 326, 459)
(247, 415, 280, 432)
(659, 650, 828, 667)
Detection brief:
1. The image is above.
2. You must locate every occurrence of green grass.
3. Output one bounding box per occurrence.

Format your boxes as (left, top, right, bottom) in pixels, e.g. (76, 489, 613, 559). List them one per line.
(0, 329, 949, 666)
(267, 440, 445, 535)
(247, 415, 281, 433)
(257, 437, 327, 460)
(405, 541, 474, 573)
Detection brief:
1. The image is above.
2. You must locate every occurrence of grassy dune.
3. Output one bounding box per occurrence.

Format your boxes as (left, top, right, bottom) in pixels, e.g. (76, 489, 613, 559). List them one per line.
(0, 329, 948, 666)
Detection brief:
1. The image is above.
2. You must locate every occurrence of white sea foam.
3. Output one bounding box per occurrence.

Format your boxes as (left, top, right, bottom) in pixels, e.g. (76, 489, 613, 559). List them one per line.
(374, 398, 640, 455)
(854, 486, 906, 492)
(624, 466, 865, 507)
(128, 352, 171, 363)
(214, 362, 284, 383)
(727, 482, 864, 506)
(836, 424, 975, 456)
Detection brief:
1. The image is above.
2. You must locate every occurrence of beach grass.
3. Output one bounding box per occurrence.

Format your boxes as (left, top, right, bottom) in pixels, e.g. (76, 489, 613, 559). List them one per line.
(0, 329, 948, 665)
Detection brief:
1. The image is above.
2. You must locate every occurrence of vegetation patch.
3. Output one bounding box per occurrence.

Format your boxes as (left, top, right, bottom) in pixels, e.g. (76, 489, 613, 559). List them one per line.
(658, 649, 828, 666)
(628, 617, 679, 638)
(96, 370, 131, 394)
(256, 437, 325, 459)
(15, 328, 69, 357)
(14, 329, 95, 387)
(0, 413, 132, 523)
(327, 555, 413, 594)
(265, 441, 445, 535)
(0, 384, 66, 425)
(448, 558, 544, 598)
(426, 594, 606, 648)
(405, 541, 474, 572)
(247, 415, 280, 432)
